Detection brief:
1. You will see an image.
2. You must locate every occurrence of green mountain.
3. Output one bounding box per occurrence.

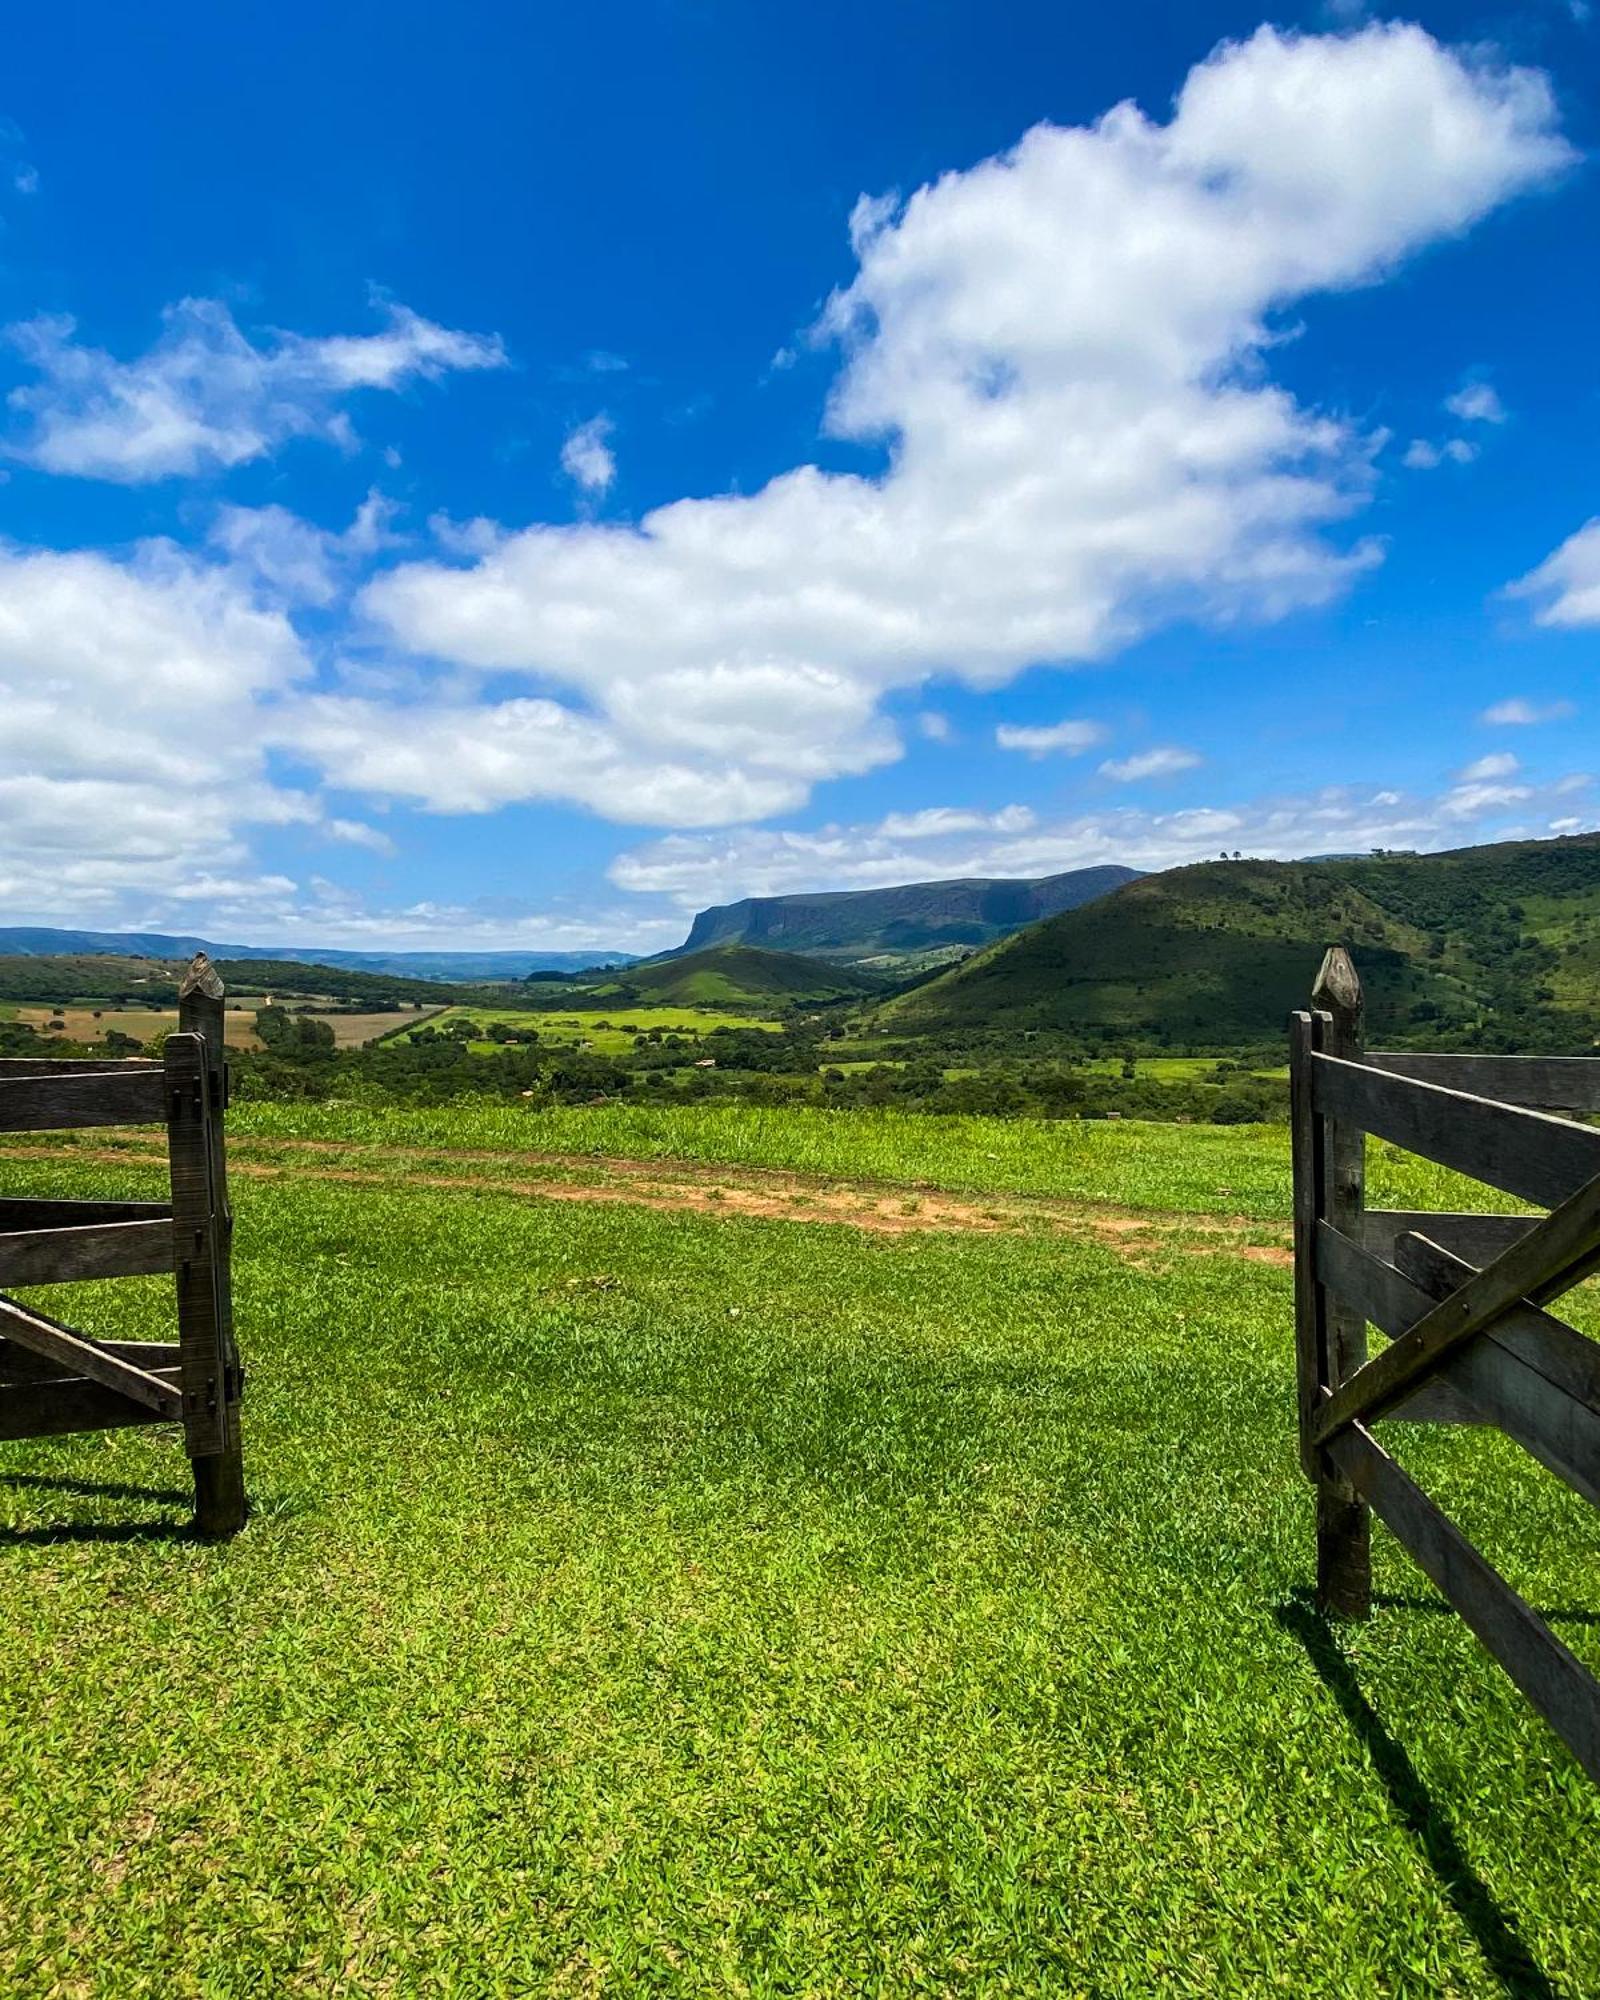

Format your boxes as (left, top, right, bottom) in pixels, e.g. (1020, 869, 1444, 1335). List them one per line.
(561, 944, 885, 1011)
(676, 865, 1141, 966)
(878, 833, 1600, 1050)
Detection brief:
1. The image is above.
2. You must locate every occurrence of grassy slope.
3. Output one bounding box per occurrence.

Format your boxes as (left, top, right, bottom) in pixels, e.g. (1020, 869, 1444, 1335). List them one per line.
(580, 944, 882, 1010)
(2, 1109, 1595, 1992)
(882, 834, 1600, 1047)
(882, 859, 1440, 1040)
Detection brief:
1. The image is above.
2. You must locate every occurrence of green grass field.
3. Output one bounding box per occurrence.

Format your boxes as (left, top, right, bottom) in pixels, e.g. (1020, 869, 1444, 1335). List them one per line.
(1075, 1055, 1288, 1082)
(396, 1003, 784, 1056)
(228, 1097, 1540, 1222)
(1, 1107, 1596, 1993)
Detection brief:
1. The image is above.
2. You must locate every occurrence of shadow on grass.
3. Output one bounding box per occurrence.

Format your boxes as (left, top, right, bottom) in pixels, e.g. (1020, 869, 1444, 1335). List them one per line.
(1, 1471, 191, 1506)
(0, 1472, 194, 1546)
(0, 1517, 194, 1548)
(1372, 1590, 1600, 1629)
(1276, 1593, 1559, 2000)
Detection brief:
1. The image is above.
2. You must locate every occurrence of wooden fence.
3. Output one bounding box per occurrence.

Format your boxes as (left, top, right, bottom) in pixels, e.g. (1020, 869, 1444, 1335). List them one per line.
(1290, 947, 1600, 1782)
(0, 954, 245, 1537)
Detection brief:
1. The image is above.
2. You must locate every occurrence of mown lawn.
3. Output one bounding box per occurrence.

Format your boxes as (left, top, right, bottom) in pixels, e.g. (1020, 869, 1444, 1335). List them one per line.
(1, 1115, 1597, 1994)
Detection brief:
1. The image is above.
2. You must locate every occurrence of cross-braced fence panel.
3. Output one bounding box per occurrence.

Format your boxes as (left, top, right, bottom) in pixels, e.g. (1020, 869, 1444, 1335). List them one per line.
(1290, 947, 1600, 1784)
(0, 955, 245, 1537)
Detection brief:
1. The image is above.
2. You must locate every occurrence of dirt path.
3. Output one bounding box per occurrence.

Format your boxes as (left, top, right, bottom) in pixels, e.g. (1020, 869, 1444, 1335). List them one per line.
(0, 1135, 1292, 1266)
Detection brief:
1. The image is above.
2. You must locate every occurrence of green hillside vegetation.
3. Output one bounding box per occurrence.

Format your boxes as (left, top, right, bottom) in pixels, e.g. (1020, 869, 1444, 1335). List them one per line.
(540, 944, 885, 1012)
(881, 834, 1600, 1052)
(0, 953, 479, 1011)
(0, 955, 182, 1007)
(211, 958, 480, 1006)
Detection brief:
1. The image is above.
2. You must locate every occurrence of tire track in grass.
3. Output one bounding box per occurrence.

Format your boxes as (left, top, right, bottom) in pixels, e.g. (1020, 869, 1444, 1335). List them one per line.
(0, 1134, 1293, 1264)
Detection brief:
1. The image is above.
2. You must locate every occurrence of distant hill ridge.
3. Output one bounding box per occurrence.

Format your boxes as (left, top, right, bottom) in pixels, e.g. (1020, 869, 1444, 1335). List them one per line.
(0, 928, 635, 984)
(879, 832, 1600, 1049)
(677, 865, 1142, 964)
(559, 943, 883, 1011)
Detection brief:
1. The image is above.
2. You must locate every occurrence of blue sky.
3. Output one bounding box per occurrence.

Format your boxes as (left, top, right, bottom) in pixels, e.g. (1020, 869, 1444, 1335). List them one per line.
(1, 1, 1596, 952)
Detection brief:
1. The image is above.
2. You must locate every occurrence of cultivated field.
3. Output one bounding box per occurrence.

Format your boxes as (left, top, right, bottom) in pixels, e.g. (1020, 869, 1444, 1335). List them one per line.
(5, 1004, 264, 1049)
(5, 1003, 429, 1051)
(1, 1106, 1596, 1993)
(398, 1003, 784, 1056)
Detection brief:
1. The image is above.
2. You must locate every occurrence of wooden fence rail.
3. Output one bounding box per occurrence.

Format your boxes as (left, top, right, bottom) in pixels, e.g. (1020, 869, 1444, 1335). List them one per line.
(1290, 947, 1600, 1782)
(0, 954, 246, 1537)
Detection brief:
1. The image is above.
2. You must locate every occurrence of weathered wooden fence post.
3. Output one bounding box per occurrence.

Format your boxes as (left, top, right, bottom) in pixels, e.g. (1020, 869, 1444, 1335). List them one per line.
(1312, 947, 1370, 1617)
(1290, 947, 1370, 1618)
(166, 954, 246, 1538)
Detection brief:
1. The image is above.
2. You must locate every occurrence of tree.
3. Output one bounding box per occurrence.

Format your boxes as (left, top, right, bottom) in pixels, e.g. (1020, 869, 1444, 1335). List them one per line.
(254, 1004, 294, 1050)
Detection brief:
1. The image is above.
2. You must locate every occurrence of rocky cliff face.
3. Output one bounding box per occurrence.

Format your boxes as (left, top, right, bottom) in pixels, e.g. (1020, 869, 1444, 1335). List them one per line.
(678, 866, 1143, 961)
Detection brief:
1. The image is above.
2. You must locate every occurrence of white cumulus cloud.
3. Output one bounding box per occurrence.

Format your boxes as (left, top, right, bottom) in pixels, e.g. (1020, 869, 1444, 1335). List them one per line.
(0, 20, 1580, 942)
(335, 22, 1567, 826)
(0, 539, 321, 918)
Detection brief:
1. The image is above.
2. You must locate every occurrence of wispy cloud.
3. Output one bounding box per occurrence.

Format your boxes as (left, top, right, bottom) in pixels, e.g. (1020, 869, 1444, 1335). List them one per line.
(4, 296, 506, 482)
(1508, 519, 1600, 628)
(0, 117, 38, 199)
(877, 805, 1035, 840)
(1481, 696, 1577, 725)
(325, 818, 397, 856)
(208, 490, 404, 606)
(1099, 746, 1202, 782)
(995, 719, 1105, 756)
(560, 414, 616, 495)
(1445, 380, 1507, 424)
(1457, 751, 1519, 780)
(1403, 436, 1477, 469)
(611, 774, 1595, 910)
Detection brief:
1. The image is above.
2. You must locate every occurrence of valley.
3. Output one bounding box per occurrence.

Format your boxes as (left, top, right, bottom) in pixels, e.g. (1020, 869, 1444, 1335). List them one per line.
(5, 831, 1597, 1130)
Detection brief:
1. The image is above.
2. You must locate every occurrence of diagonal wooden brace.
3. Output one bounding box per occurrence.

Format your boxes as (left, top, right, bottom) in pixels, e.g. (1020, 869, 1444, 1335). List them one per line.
(0, 1292, 181, 1416)
(1311, 1167, 1600, 1448)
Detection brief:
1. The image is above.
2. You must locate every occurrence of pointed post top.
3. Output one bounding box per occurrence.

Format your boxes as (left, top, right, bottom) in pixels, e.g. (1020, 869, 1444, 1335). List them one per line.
(1312, 945, 1363, 1056)
(179, 951, 225, 1003)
